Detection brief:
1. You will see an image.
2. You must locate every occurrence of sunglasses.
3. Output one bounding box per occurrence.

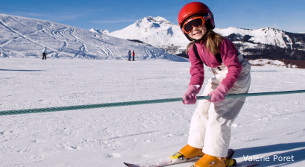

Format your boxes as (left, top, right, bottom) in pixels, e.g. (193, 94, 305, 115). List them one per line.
(181, 14, 212, 33)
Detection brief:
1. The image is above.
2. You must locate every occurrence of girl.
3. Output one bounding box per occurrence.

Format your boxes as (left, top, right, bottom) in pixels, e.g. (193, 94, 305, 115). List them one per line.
(171, 2, 251, 167)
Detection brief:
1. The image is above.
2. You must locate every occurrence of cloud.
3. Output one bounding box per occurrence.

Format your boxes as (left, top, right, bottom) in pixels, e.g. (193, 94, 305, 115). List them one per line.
(3, 9, 92, 22)
(92, 19, 136, 24)
(2, 11, 48, 19)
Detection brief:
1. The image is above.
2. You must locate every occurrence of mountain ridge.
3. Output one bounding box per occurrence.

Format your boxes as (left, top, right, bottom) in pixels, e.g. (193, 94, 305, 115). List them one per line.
(106, 16, 305, 60)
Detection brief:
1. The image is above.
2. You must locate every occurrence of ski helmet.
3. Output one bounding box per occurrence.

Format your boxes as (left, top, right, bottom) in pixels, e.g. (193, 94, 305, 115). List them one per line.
(178, 2, 215, 40)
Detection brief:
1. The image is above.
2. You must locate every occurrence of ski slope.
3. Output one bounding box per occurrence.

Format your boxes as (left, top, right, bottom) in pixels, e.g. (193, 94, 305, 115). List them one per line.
(1, 58, 305, 166)
(0, 14, 185, 62)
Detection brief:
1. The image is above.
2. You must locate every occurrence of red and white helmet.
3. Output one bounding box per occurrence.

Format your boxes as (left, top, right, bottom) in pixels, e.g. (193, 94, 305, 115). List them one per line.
(178, 2, 215, 40)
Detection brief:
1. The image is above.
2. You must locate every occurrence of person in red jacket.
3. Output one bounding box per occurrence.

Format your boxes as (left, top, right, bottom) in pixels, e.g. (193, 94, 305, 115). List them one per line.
(170, 2, 251, 167)
(132, 50, 135, 61)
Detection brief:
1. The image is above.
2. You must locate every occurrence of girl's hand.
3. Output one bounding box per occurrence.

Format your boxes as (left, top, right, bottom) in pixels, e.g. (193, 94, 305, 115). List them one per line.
(182, 85, 200, 104)
(208, 83, 229, 103)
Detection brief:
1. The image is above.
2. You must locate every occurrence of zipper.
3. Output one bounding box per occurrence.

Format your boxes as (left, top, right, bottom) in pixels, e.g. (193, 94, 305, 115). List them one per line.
(201, 43, 222, 71)
(201, 43, 211, 66)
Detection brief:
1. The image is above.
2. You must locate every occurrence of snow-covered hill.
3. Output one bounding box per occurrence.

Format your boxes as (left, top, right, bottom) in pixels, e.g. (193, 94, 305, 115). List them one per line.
(0, 14, 186, 62)
(107, 16, 305, 58)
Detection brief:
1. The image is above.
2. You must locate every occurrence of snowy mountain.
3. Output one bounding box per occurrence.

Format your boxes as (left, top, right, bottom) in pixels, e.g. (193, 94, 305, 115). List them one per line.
(109, 16, 189, 54)
(216, 27, 293, 48)
(0, 14, 186, 62)
(108, 16, 305, 60)
(222, 27, 305, 60)
(89, 28, 110, 35)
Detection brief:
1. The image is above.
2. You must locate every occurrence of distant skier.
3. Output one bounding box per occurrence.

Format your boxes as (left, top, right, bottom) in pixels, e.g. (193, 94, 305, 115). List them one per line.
(42, 47, 47, 60)
(132, 50, 135, 61)
(170, 2, 251, 167)
(128, 50, 131, 61)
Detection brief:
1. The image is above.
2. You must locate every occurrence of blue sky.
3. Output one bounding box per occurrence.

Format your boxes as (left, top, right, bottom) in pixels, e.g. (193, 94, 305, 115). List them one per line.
(1, 0, 305, 33)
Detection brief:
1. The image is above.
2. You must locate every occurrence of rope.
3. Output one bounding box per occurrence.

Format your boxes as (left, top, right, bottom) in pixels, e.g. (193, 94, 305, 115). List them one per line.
(1, 90, 305, 116)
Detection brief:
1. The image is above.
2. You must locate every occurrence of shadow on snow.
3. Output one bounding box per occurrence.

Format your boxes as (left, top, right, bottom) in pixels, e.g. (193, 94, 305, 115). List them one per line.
(0, 69, 45, 72)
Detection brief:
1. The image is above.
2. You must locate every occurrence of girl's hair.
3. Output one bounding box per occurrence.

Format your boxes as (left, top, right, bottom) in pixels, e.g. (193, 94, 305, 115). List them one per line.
(186, 30, 223, 56)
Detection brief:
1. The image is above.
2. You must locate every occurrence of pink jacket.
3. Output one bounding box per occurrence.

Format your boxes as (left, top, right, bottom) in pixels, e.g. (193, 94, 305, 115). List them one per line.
(188, 38, 242, 90)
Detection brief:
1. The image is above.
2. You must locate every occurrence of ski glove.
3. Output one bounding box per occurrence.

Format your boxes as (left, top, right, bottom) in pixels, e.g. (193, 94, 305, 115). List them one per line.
(182, 85, 200, 104)
(208, 83, 230, 103)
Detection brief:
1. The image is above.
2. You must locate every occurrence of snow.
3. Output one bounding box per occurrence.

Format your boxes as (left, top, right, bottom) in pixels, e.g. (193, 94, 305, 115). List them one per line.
(0, 14, 186, 62)
(214, 27, 292, 48)
(108, 16, 298, 55)
(1, 13, 305, 167)
(248, 59, 285, 67)
(1, 58, 305, 167)
(110, 16, 188, 53)
(89, 28, 110, 35)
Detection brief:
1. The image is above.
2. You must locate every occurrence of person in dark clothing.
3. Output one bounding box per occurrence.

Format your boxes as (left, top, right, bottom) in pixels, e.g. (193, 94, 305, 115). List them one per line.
(42, 47, 47, 60)
(128, 50, 131, 61)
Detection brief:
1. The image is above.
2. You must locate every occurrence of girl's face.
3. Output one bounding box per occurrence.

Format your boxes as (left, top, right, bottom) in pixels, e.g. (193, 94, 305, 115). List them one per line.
(187, 24, 207, 40)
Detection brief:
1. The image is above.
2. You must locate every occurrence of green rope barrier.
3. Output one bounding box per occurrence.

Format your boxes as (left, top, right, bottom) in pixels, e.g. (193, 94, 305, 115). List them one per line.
(1, 90, 305, 116)
(198, 89, 305, 100)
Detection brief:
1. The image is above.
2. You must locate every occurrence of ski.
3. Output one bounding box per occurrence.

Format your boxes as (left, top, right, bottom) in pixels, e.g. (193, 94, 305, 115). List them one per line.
(124, 160, 258, 167)
(233, 161, 259, 167)
(124, 157, 198, 167)
(123, 149, 259, 167)
(123, 157, 198, 167)
(123, 152, 202, 167)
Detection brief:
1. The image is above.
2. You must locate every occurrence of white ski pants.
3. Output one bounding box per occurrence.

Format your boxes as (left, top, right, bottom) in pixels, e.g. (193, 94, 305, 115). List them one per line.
(187, 59, 251, 157)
